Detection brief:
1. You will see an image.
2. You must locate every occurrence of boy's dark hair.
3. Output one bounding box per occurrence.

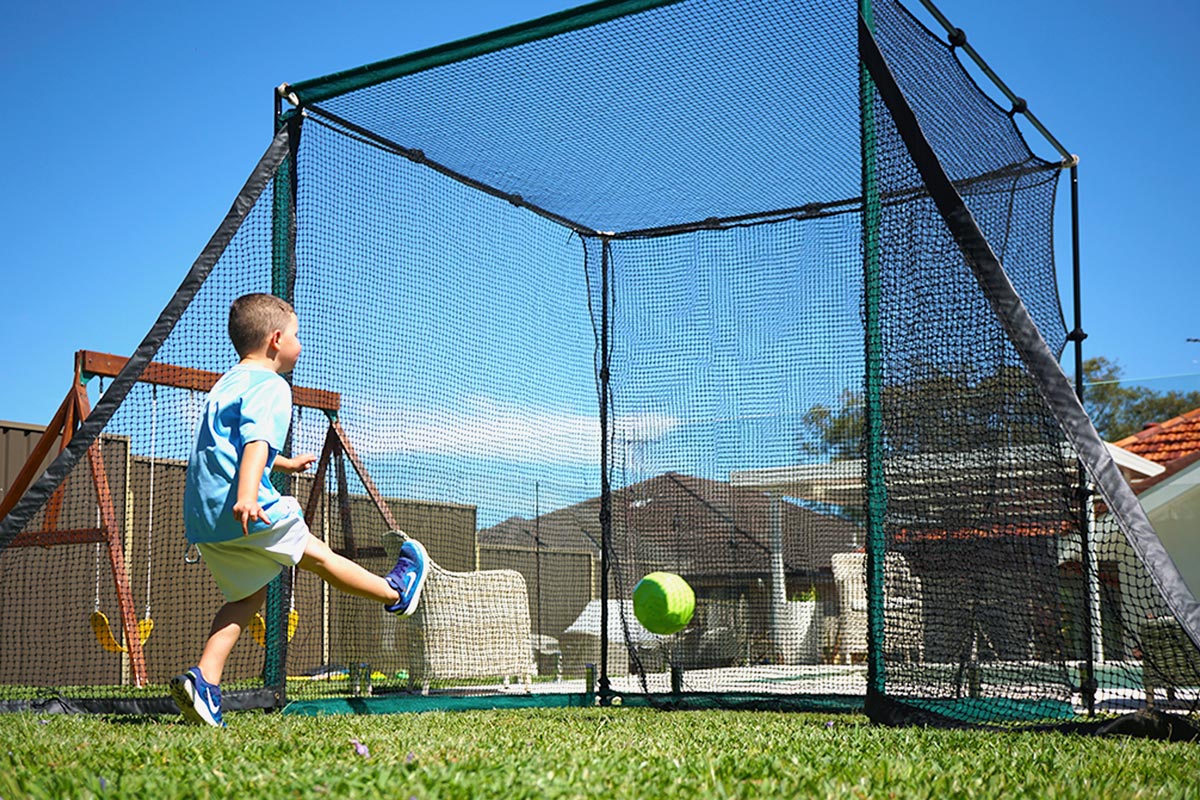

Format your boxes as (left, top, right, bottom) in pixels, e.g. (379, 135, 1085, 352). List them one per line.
(228, 293, 296, 357)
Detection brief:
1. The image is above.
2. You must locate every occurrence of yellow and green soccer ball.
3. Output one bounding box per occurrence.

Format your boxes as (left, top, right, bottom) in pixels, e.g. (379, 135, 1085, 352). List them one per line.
(632, 572, 695, 635)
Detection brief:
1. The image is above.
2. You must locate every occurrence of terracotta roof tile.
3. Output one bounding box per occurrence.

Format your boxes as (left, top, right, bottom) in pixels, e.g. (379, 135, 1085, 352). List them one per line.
(1112, 406, 1200, 466)
(892, 520, 1072, 542)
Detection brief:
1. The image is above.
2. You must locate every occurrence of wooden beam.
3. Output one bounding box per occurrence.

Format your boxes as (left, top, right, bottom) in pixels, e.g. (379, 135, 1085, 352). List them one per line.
(8, 528, 107, 548)
(302, 426, 338, 523)
(0, 390, 72, 523)
(330, 419, 401, 533)
(41, 384, 85, 533)
(335, 448, 357, 559)
(77, 350, 341, 412)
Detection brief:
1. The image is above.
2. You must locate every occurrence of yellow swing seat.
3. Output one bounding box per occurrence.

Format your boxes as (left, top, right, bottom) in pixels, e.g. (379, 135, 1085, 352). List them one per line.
(89, 610, 153, 654)
(249, 609, 299, 648)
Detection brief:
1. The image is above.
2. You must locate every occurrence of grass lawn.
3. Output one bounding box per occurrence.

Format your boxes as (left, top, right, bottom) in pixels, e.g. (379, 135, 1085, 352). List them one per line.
(2, 707, 1197, 799)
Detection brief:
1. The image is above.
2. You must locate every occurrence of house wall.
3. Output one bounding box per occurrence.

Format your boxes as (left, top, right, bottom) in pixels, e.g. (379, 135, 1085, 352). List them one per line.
(1, 421, 52, 504)
(1140, 460, 1200, 601)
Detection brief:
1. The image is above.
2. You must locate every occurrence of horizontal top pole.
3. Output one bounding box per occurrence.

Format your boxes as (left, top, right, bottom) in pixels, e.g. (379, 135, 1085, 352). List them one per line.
(914, 0, 1073, 163)
(77, 351, 340, 412)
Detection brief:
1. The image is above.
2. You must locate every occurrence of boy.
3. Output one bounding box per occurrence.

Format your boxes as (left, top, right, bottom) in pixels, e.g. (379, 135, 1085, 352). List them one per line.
(170, 292, 428, 727)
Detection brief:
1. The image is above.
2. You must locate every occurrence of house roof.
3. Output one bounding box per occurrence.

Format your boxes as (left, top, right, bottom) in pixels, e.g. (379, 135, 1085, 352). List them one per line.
(1121, 449, 1200, 497)
(478, 472, 861, 577)
(733, 445, 1143, 537)
(1113, 407, 1200, 466)
(732, 443, 1165, 508)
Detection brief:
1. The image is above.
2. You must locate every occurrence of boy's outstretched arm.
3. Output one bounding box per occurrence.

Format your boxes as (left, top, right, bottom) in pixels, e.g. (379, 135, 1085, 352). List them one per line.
(232, 440, 272, 536)
(273, 453, 317, 474)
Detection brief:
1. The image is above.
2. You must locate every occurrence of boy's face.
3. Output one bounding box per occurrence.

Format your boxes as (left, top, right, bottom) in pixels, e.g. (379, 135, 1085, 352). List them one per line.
(272, 313, 302, 373)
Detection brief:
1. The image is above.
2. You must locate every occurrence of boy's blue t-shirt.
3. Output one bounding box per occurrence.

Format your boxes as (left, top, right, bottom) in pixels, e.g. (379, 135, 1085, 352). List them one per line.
(184, 363, 296, 543)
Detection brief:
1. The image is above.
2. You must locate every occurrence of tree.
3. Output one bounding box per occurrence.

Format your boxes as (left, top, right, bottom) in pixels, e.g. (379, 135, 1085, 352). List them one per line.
(798, 363, 1049, 461)
(798, 389, 863, 462)
(798, 357, 1200, 458)
(1081, 357, 1200, 441)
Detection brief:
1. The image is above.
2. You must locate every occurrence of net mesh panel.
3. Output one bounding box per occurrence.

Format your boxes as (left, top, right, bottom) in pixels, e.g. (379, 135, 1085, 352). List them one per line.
(869, 55, 1081, 724)
(2, 0, 1197, 722)
(313, 0, 860, 234)
(285, 117, 598, 696)
(0, 179, 279, 700)
(604, 221, 867, 701)
(869, 0, 1196, 722)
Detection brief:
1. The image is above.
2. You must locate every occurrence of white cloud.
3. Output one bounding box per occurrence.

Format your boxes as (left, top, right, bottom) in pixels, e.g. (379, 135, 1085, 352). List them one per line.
(345, 395, 679, 465)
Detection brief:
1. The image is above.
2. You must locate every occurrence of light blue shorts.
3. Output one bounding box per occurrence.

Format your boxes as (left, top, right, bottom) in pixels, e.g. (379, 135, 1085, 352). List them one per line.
(196, 497, 311, 601)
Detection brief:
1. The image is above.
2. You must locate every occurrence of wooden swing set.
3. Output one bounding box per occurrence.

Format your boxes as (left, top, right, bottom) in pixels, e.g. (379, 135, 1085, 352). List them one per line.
(0, 350, 404, 687)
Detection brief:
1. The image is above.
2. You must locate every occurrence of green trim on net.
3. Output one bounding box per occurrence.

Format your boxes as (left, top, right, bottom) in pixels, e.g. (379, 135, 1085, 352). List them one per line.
(288, 0, 686, 106)
(618, 693, 864, 713)
(263, 115, 298, 696)
(859, 0, 887, 698)
(899, 697, 1078, 725)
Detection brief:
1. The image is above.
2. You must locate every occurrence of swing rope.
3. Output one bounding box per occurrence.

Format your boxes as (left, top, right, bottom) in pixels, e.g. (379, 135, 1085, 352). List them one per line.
(93, 527, 102, 615)
(184, 386, 203, 565)
(93, 377, 104, 616)
(144, 384, 156, 621)
(288, 406, 299, 619)
(89, 378, 123, 653)
(89, 377, 154, 653)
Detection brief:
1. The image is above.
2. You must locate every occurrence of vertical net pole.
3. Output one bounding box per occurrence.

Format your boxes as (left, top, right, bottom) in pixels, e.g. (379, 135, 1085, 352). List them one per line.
(1069, 163, 1097, 714)
(598, 237, 613, 704)
(859, 0, 887, 699)
(263, 102, 301, 697)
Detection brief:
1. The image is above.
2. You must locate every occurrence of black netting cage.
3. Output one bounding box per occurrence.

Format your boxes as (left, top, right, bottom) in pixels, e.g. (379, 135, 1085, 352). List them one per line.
(3, 0, 1198, 730)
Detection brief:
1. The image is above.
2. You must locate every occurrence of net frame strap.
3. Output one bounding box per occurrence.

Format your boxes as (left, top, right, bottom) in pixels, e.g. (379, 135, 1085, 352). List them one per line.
(301, 93, 1059, 244)
(857, 14, 1200, 652)
(302, 107, 600, 237)
(0, 125, 294, 546)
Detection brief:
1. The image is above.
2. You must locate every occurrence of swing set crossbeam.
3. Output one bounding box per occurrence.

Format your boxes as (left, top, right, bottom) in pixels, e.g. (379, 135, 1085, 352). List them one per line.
(8, 527, 106, 548)
(78, 350, 341, 412)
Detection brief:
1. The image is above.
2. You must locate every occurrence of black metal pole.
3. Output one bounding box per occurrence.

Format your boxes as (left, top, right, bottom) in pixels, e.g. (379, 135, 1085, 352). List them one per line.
(598, 238, 613, 703)
(1069, 165, 1085, 399)
(1067, 163, 1096, 716)
(535, 483, 542, 648)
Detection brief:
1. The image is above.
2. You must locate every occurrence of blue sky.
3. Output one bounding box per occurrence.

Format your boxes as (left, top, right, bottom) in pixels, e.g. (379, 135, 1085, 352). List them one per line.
(1, 0, 1198, 431)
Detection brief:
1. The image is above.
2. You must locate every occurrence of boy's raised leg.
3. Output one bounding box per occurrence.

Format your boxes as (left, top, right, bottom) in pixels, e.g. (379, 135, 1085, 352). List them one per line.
(298, 533, 428, 615)
(299, 535, 399, 603)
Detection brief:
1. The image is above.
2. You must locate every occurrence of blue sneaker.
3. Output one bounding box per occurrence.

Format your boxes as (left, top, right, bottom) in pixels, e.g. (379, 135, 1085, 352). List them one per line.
(170, 667, 225, 728)
(384, 538, 429, 616)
